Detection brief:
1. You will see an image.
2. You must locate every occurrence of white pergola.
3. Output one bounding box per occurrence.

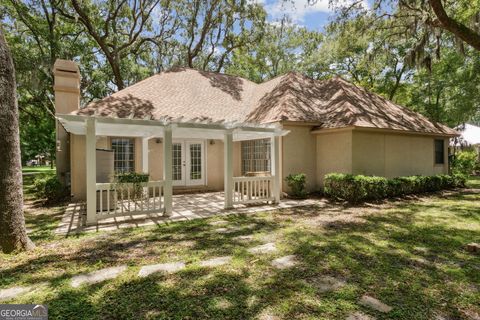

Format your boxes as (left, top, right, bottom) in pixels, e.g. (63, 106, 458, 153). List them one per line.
(56, 114, 289, 225)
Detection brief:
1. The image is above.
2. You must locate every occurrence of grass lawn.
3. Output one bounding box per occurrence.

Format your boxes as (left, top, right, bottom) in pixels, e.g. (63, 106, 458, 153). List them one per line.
(22, 166, 55, 174)
(0, 179, 479, 319)
(22, 166, 56, 201)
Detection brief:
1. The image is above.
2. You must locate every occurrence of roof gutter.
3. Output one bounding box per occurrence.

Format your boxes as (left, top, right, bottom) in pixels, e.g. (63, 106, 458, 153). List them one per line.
(311, 125, 460, 137)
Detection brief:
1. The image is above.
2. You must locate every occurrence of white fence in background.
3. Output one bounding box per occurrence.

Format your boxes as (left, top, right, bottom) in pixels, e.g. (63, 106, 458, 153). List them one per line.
(95, 180, 164, 220)
(232, 176, 275, 205)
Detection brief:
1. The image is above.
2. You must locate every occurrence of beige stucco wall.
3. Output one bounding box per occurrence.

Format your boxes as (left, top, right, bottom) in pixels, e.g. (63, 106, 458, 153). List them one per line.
(281, 124, 318, 192)
(351, 131, 448, 177)
(315, 130, 353, 187)
(314, 129, 449, 187)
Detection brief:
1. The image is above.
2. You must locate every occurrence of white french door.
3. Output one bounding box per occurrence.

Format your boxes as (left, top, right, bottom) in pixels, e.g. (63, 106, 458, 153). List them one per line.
(172, 140, 205, 186)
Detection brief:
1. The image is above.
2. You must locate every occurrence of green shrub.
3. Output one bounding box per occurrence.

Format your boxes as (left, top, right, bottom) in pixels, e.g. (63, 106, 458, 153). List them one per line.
(324, 173, 464, 203)
(33, 175, 69, 204)
(115, 172, 149, 184)
(452, 150, 478, 176)
(114, 172, 150, 200)
(285, 173, 307, 198)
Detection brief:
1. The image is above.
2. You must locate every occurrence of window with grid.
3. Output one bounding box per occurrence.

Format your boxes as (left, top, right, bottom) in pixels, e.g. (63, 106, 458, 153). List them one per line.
(434, 139, 445, 164)
(111, 138, 135, 172)
(241, 139, 271, 174)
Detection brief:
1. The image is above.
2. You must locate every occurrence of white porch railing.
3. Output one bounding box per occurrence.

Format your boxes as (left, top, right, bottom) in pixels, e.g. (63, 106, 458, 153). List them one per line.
(233, 176, 275, 204)
(95, 180, 164, 220)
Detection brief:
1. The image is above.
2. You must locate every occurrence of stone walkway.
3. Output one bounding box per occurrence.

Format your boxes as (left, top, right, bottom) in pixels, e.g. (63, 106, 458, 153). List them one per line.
(55, 192, 323, 236)
(359, 295, 393, 313)
(138, 262, 185, 277)
(1, 234, 393, 318)
(271, 255, 297, 269)
(71, 266, 127, 288)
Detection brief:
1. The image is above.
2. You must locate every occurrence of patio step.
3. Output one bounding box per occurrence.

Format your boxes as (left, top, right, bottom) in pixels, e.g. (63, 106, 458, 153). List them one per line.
(173, 186, 214, 195)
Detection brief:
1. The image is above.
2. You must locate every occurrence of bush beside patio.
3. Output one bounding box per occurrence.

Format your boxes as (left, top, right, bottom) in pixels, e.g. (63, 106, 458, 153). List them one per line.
(324, 173, 466, 203)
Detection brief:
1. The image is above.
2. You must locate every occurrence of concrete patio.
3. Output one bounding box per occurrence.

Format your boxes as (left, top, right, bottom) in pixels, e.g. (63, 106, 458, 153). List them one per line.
(55, 192, 323, 236)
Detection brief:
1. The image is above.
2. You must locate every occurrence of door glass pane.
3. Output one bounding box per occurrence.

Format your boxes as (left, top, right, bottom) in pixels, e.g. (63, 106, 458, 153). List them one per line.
(172, 143, 182, 181)
(189, 143, 202, 180)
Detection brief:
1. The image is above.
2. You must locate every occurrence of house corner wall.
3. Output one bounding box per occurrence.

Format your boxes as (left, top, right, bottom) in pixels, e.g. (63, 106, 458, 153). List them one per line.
(281, 124, 318, 192)
(315, 130, 353, 188)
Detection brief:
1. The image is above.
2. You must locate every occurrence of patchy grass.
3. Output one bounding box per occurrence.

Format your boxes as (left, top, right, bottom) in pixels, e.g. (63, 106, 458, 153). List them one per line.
(22, 166, 55, 174)
(21, 167, 66, 243)
(467, 176, 480, 189)
(22, 167, 55, 201)
(1, 182, 479, 319)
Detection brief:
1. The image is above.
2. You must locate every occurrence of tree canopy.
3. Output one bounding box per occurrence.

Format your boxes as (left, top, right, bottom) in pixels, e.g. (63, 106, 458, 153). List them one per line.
(0, 0, 479, 163)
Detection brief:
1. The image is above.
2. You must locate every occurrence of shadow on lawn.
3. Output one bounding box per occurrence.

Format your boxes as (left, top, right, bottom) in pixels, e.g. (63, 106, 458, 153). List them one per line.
(3, 190, 479, 319)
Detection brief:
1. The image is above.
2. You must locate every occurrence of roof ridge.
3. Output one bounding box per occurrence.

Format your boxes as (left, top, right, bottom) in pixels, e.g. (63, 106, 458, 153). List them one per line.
(167, 66, 259, 86)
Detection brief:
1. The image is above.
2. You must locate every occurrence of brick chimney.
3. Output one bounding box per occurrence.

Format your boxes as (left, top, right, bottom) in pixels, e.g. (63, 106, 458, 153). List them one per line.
(53, 59, 80, 185)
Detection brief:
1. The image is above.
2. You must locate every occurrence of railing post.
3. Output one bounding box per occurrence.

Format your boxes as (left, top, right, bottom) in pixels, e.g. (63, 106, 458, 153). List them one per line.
(271, 135, 281, 204)
(85, 118, 97, 225)
(163, 125, 173, 216)
(224, 130, 233, 209)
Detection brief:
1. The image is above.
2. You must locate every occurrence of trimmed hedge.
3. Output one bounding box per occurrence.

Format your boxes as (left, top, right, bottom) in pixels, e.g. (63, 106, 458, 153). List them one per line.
(324, 173, 466, 203)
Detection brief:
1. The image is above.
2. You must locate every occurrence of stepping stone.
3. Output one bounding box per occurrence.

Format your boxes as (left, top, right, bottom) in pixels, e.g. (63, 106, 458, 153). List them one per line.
(199, 256, 232, 267)
(413, 246, 429, 254)
(234, 235, 254, 241)
(311, 276, 346, 293)
(271, 255, 298, 269)
(71, 265, 127, 288)
(258, 309, 281, 320)
(410, 257, 431, 267)
(214, 298, 233, 310)
(346, 311, 376, 320)
(0, 286, 33, 302)
(138, 262, 185, 277)
(359, 295, 393, 313)
(209, 220, 229, 226)
(248, 243, 277, 254)
(214, 227, 239, 234)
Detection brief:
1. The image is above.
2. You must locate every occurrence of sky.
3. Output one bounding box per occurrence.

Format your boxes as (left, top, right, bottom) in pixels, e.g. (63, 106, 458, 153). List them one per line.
(259, 0, 370, 31)
(259, 0, 337, 31)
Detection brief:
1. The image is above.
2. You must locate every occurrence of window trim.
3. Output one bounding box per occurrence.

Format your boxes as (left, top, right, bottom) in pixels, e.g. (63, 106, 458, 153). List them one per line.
(434, 139, 445, 165)
(111, 137, 136, 173)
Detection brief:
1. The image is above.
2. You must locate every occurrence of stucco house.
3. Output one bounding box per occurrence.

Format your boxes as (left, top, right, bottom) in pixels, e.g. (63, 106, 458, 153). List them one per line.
(53, 59, 457, 224)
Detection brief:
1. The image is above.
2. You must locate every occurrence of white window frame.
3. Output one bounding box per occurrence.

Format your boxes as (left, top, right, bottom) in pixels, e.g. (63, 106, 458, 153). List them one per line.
(111, 137, 135, 173)
(241, 139, 271, 175)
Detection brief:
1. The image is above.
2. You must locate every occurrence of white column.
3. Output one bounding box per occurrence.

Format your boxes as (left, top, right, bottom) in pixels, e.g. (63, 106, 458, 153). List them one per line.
(142, 137, 149, 174)
(224, 131, 233, 209)
(85, 118, 97, 225)
(163, 126, 173, 216)
(271, 135, 281, 203)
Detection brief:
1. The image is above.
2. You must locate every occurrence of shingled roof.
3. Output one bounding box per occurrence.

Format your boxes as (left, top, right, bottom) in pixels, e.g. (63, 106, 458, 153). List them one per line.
(74, 67, 457, 136)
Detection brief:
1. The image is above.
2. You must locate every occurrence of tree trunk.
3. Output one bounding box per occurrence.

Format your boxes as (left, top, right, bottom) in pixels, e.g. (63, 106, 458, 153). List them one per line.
(0, 29, 34, 253)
